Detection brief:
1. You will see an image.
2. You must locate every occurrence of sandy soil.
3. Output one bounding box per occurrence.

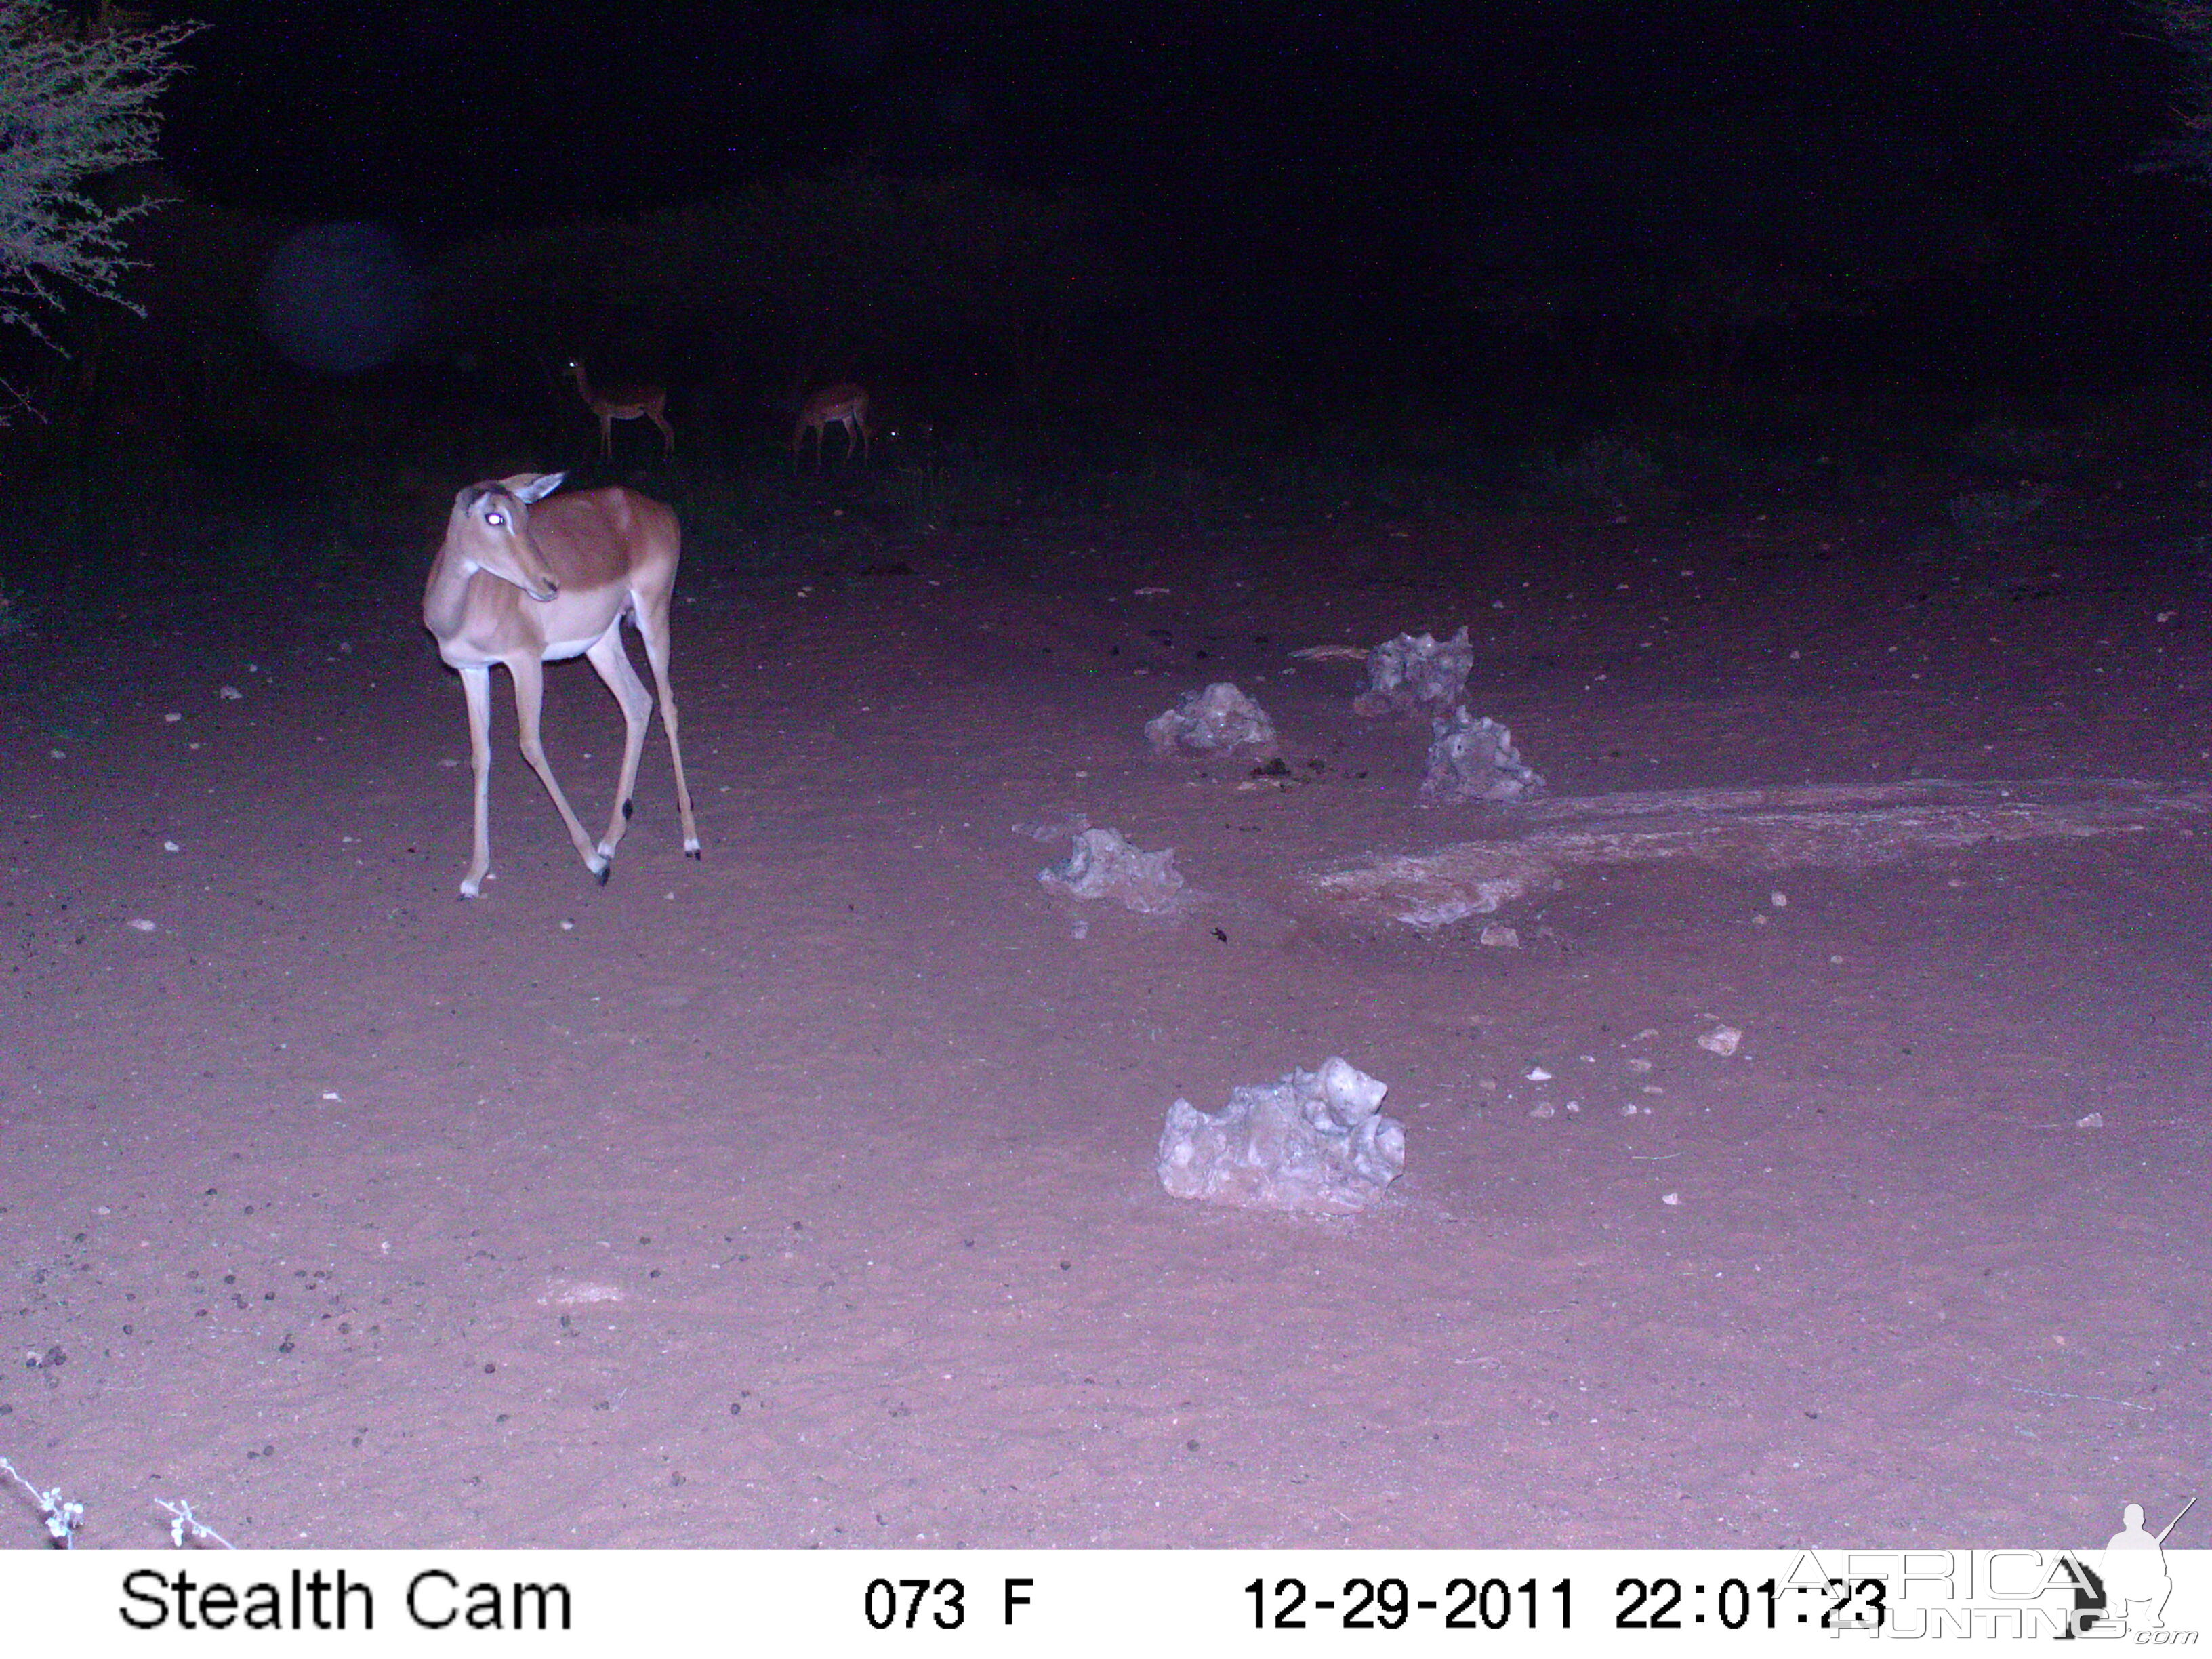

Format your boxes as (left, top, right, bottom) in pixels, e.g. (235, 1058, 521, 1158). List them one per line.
(2, 483, 2207, 1549)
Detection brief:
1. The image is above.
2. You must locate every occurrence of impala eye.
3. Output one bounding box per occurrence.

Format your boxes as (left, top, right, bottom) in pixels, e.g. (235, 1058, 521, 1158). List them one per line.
(485, 511, 506, 527)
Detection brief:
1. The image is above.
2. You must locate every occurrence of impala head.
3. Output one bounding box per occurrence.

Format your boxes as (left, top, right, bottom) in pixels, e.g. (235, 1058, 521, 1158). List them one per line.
(444, 472, 567, 602)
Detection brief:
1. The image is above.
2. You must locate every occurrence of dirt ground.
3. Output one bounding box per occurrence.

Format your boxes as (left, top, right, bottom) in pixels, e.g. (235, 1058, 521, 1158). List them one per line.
(3, 480, 2207, 1549)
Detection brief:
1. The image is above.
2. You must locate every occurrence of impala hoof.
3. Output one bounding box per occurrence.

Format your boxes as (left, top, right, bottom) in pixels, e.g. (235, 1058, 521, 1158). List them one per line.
(623, 799, 634, 820)
(687, 846, 702, 861)
(593, 863, 611, 886)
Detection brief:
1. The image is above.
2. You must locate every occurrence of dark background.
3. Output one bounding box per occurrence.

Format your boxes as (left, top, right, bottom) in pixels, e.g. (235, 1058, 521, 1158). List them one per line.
(17, 0, 2212, 473)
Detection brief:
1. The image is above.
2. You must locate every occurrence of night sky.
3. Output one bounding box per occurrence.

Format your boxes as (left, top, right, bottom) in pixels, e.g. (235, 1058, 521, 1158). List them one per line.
(100, 1, 2212, 390)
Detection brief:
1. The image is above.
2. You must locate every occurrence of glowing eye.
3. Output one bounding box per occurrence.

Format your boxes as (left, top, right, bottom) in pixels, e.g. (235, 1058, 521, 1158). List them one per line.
(485, 511, 506, 527)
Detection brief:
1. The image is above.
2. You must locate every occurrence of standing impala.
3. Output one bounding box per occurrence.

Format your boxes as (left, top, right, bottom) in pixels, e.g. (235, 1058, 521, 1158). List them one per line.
(792, 382, 874, 466)
(422, 471, 700, 898)
(565, 360, 675, 459)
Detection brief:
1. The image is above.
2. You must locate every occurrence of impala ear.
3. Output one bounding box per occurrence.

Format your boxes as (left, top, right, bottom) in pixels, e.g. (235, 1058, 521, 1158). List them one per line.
(506, 472, 567, 504)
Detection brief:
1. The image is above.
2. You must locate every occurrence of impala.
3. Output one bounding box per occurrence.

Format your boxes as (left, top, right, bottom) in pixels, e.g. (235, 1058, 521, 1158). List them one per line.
(792, 382, 874, 466)
(565, 360, 675, 459)
(422, 472, 700, 898)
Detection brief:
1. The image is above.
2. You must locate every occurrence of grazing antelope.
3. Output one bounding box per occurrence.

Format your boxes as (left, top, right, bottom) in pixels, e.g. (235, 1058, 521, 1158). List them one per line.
(792, 382, 874, 466)
(565, 360, 675, 459)
(422, 472, 699, 898)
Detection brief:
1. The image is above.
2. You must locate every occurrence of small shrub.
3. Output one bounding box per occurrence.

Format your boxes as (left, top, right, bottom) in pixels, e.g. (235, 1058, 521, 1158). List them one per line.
(1945, 485, 2051, 534)
(1523, 432, 1663, 510)
(1952, 419, 2095, 472)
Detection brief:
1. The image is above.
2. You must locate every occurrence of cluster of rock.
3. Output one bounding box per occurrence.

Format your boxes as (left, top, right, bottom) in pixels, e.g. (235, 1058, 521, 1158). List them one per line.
(1156, 1056, 1406, 1216)
(1353, 628, 1474, 718)
(1420, 708, 1545, 804)
(1038, 827, 1186, 914)
(1144, 682, 1278, 757)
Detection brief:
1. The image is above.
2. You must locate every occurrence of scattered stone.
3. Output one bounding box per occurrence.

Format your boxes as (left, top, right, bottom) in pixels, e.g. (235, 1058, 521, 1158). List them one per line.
(1145, 682, 1277, 757)
(1421, 708, 1546, 804)
(1525, 1065, 1553, 1081)
(1697, 1025, 1743, 1057)
(1529, 1102, 1554, 1119)
(219, 685, 243, 700)
(1353, 627, 1473, 718)
(2075, 1112, 2104, 1130)
(1040, 827, 1186, 915)
(1661, 1192, 1681, 1206)
(126, 918, 157, 933)
(1770, 890, 1789, 907)
(1157, 1056, 1405, 1215)
(1625, 1057, 1654, 1074)
(1479, 923, 1520, 948)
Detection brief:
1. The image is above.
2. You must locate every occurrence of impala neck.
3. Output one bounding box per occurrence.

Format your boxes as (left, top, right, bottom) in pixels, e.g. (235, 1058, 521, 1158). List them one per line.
(422, 537, 478, 640)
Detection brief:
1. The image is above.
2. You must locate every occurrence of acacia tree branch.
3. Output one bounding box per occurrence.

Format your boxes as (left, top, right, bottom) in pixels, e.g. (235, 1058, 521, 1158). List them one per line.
(0, 0, 201, 344)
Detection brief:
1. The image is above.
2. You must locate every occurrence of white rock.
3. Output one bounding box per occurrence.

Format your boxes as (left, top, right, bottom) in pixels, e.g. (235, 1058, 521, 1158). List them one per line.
(1158, 1057, 1405, 1215)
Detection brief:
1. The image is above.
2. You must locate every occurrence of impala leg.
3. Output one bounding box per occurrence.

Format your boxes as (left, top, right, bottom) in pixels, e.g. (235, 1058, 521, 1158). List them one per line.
(508, 653, 611, 883)
(651, 408, 676, 452)
(583, 625, 653, 864)
(458, 664, 496, 899)
(842, 418, 857, 464)
(632, 596, 701, 858)
(599, 416, 613, 460)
